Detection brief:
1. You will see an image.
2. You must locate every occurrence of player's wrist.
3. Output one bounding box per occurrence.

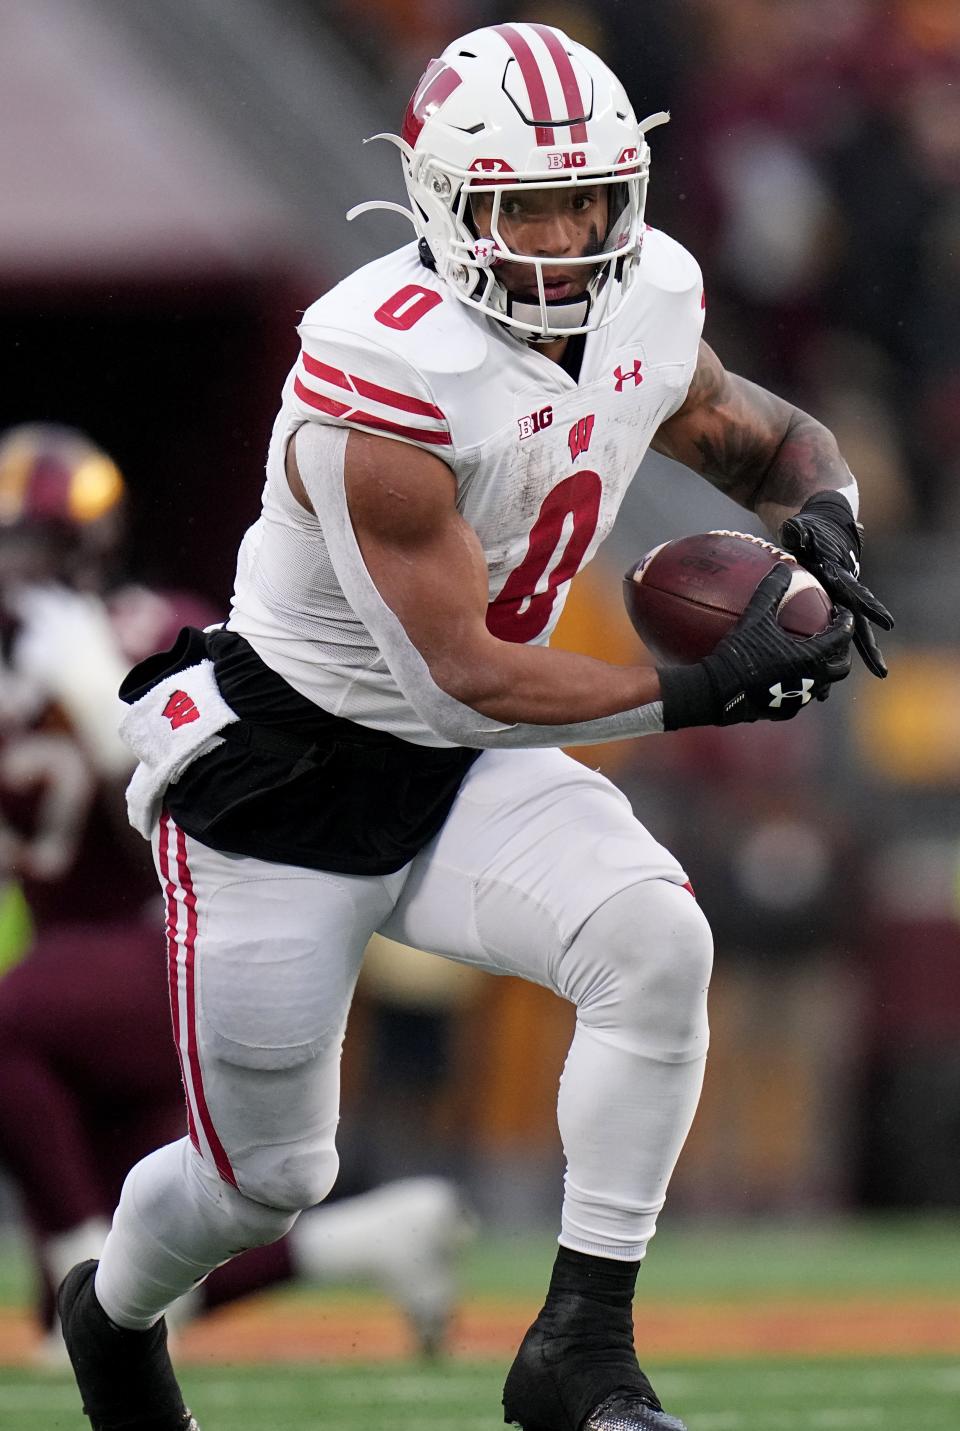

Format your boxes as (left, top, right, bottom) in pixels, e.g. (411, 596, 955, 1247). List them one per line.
(656, 662, 718, 731)
(780, 489, 862, 566)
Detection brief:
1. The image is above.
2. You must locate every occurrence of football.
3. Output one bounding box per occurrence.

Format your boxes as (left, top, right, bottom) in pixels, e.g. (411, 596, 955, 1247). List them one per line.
(623, 530, 833, 665)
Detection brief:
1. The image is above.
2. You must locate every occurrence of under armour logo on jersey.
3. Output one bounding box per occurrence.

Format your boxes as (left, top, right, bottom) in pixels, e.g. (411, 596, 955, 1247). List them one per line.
(613, 359, 643, 392)
(768, 678, 815, 709)
(163, 690, 200, 729)
(568, 414, 596, 461)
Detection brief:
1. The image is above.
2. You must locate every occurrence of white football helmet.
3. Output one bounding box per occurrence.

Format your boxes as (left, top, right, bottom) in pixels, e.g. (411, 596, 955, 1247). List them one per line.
(348, 22, 668, 341)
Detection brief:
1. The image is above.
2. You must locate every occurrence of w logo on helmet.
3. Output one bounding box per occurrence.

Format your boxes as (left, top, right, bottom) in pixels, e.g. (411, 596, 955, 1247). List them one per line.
(163, 690, 200, 729)
(401, 60, 463, 148)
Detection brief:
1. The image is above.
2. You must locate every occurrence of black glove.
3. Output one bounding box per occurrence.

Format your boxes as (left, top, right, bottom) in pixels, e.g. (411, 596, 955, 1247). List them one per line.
(778, 489, 893, 678)
(658, 563, 855, 730)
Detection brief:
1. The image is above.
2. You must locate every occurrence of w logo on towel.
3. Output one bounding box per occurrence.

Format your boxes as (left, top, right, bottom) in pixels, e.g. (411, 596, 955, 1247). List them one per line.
(163, 690, 200, 729)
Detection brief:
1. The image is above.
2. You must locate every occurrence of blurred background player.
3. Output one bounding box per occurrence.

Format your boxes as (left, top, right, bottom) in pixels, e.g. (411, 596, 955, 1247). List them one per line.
(0, 422, 473, 1362)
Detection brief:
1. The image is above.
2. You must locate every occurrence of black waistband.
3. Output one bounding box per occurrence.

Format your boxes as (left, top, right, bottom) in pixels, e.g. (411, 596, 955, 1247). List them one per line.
(206, 627, 463, 770)
(137, 626, 480, 875)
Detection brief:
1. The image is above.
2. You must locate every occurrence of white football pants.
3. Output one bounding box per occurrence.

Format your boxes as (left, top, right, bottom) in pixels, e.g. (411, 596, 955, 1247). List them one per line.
(95, 748, 712, 1329)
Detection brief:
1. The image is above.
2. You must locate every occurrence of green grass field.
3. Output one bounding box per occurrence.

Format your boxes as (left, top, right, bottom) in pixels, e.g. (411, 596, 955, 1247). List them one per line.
(0, 1217, 957, 1430)
(2, 1357, 959, 1431)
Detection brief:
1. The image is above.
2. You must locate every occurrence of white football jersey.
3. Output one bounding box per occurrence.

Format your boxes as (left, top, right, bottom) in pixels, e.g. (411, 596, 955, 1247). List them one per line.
(229, 229, 705, 744)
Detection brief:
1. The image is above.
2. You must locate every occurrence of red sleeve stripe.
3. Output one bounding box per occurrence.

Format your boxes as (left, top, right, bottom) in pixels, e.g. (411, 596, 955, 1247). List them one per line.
(294, 377, 452, 446)
(301, 350, 446, 419)
(346, 411, 452, 446)
(494, 23, 554, 146)
(352, 374, 446, 418)
(529, 24, 589, 142)
(300, 352, 349, 389)
(293, 376, 350, 418)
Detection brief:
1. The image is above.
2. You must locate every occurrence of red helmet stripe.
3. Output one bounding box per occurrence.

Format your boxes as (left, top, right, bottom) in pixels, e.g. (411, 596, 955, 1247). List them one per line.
(494, 23, 555, 145)
(401, 59, 463, 148)
(529, 24, 589, 142)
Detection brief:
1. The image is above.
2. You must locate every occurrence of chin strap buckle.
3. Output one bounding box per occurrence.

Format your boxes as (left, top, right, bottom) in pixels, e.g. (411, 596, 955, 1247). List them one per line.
(472, 238, 499, 268)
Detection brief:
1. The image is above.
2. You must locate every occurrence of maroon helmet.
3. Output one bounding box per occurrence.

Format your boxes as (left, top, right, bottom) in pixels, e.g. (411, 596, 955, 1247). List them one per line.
(0, 425, 127, 587)
(0, 424, 125, 532)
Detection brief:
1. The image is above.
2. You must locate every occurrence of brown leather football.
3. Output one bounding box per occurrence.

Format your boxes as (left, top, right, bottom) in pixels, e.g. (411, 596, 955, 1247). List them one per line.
(623, 530, 833, 665)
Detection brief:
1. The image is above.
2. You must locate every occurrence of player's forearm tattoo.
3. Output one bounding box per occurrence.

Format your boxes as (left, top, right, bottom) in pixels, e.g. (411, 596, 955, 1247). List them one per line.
(754, 411, 850, 513)
(694, 406, 847, 514)
(659, 362, 850, 518)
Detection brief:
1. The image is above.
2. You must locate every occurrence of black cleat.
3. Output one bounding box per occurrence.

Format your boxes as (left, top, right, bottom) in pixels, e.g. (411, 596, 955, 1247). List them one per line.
(503, 1303, 687, 1431)
(583, 1391, 688, 1430)
(58, 1260, 199, 1430)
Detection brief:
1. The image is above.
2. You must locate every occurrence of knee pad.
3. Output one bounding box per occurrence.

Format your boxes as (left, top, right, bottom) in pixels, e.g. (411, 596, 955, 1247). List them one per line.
(561, 880, 714, 1061)
(173, 1142, 299, 1249)
(233, 1143, 341, 1216)
(95, 1140, 301, 1327)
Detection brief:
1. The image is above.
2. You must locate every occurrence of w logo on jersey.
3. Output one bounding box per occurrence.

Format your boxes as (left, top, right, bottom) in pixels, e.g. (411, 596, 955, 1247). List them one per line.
(163, 690, 200, 729)
(568, 414, 596, 461)
(614, 359, 643, 392)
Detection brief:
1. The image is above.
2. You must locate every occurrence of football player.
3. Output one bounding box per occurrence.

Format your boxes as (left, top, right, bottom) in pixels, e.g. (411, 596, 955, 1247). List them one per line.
(58, 24, 891, 1431)
(0, 424, 472, 1365)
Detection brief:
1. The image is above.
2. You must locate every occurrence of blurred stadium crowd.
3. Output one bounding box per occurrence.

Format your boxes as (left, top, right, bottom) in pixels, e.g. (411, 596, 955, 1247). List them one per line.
(0, 0, 958, 1319)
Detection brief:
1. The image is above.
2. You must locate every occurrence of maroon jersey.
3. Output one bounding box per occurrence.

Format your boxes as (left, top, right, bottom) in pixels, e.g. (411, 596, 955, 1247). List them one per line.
(0, 585, 218, 929)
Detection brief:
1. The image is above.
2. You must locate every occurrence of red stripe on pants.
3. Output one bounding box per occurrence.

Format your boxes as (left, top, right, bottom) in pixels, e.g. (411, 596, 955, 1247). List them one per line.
(158, 810, 200, 1153)
(170, 820, 238, 1189)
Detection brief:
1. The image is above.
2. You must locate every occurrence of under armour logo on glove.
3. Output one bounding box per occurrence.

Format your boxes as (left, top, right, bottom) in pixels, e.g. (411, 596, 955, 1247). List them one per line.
(768, 678, 814, 709)
(163, 690, 200, 729)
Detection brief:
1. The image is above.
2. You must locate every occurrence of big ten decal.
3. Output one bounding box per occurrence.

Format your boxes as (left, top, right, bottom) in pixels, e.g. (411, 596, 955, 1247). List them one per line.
(486, 470, 602, 642)
(518, 405, 554, 440)
(546, 151, 587, 169)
